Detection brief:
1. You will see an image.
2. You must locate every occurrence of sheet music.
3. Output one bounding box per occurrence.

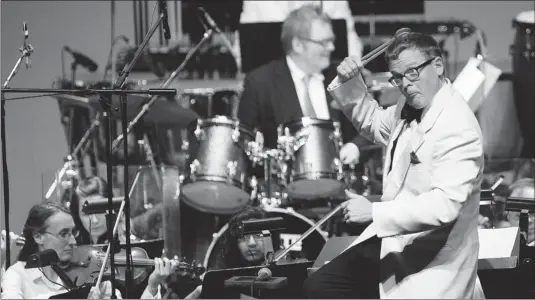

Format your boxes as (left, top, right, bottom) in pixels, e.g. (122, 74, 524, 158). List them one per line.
(453, 57, 502, 112)
(478, 227, 519, 259)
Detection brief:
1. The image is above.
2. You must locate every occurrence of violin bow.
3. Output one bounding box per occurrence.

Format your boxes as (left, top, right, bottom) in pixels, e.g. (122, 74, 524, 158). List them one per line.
(273, 202, 344, 262)
(93, 171, 142, 288)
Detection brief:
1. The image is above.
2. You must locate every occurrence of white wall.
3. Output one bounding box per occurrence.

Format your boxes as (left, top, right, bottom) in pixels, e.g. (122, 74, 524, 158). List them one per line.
(1, 0, 534, 232)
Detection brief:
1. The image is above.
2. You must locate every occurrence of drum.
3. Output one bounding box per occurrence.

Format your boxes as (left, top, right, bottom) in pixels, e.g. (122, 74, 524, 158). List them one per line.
(512, 11, 535, 158)
(202, 207, 328, 269)
(279, 118, 344, 200)
(178, 88, 240, 119)
(181, 116, 255, 214)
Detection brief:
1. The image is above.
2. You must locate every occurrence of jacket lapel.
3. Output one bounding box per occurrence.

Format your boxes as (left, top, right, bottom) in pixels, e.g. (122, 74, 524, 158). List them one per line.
(273, 59, 303, 123)
(381, 81, 453, 201)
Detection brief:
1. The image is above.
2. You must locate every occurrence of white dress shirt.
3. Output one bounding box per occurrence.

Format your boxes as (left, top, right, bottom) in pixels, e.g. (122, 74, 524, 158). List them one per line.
(240, 1, 363, 59)
(1, 261, 160, 299)
(286, 56, 330, 120)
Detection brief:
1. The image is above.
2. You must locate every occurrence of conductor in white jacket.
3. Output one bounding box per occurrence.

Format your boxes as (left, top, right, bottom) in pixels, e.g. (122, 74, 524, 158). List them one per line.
(304, 31, 486, 298)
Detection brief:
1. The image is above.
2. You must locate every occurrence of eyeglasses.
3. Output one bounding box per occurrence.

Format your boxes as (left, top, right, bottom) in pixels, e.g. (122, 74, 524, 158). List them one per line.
(238, 233, 264, 242)
(299, 37, 335, 48)
(43, 228, 80, 241)
(388, 57, 437, 87)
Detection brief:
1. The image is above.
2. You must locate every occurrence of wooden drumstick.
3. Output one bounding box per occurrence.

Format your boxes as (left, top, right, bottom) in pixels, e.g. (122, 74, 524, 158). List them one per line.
(273, 204, 344, 262)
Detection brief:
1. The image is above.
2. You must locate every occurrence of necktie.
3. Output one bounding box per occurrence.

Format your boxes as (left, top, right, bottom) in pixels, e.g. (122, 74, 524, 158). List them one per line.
(301, 75, 317, 118)
(389, 104, 422, 172)
(400, 103, 423, 123)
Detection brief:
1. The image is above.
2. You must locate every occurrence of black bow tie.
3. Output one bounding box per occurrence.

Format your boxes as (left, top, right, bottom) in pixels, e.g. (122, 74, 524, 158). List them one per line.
(401, 104, 423, 123)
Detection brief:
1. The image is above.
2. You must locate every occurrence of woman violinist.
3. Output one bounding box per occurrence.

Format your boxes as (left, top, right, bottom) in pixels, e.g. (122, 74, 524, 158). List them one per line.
(0, 203, 177, 299)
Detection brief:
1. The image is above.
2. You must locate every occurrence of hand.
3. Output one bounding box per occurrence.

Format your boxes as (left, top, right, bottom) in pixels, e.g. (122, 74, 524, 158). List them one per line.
(477, 214, 490, 229)
(147, 257, 178, 294)
(185, 285, 203, 299)
(87, 281, 113, 299)
(336, 56, 364, 82)
(340, 190, 373, 224)
(1, 230, 20, 266)
(339, 143, 360, 165)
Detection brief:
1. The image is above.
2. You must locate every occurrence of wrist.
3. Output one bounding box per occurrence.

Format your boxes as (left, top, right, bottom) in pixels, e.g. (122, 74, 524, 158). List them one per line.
(147, 284, 159, 296)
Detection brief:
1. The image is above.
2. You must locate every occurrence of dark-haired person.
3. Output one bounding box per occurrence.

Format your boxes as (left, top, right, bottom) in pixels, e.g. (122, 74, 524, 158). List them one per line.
(210, 206, 282, 270)
(1, 203, 176, 299)
(304, 31, 486, 298)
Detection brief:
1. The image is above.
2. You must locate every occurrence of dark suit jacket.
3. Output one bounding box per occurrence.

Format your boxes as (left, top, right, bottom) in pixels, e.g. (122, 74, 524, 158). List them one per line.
(238, 58, 368, 149)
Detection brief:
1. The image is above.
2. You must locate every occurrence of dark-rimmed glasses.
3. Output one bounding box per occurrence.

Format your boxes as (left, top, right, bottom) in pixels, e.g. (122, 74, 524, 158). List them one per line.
(388, 57, 437, 87)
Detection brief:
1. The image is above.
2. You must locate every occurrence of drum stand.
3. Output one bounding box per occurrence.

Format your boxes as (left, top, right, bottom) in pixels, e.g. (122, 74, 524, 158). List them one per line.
(258, 149, 287, 208)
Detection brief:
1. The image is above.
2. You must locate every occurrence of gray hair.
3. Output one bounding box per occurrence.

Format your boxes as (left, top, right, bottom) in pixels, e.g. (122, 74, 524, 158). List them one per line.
(280, 4, 331, 54)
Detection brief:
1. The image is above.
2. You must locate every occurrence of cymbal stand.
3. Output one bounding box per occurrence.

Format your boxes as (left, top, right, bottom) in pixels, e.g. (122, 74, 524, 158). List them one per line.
(259, 149, 286, 208)
(107, 6, 173, 297)
(45, 113, 101, 200)
(2, 25, 33, 267)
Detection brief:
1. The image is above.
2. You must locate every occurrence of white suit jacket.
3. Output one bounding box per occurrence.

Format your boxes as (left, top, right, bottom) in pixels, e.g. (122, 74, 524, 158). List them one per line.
(328, 76, 485, 299)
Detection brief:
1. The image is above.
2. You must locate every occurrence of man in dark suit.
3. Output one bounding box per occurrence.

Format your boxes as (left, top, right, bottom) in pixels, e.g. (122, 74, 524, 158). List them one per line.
(238, 4, 367, 165)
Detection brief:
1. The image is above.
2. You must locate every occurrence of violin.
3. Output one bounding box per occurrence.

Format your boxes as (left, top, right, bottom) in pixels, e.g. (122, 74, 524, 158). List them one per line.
(56, 245, 205, 289)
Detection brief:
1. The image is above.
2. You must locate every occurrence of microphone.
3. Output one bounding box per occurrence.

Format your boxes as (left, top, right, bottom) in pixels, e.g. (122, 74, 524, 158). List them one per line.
(22, 22, 32, 68)
(25, 249, 60, 268)
(198, 7, 222, 34)
(64, 46, 98, 72)
(238, 217, 285, 235)
(256, 267, 272, 281)
(158, 0, 171, 40)
(82, 196, 124, 214)
(197, 7, 240, 65)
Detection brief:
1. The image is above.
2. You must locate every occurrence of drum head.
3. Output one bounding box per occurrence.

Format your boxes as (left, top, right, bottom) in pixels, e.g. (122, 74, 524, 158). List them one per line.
(287, 178, 344, 200)
(203, 207, 327, 269)
(181, 182, 250, 215)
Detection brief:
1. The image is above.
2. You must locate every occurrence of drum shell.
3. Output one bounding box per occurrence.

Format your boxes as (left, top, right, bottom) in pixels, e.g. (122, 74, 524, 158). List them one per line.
(181, 117, 255, 214)
(281, 118, 344, 199)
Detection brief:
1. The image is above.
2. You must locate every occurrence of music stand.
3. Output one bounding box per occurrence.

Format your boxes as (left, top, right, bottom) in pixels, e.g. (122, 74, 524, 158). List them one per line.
(238, 19, 348, 73)
(201, 261, 313, 299)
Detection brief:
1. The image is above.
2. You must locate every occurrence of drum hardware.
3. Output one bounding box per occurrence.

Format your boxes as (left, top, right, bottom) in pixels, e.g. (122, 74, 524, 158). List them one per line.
(194, 119, 206, 140)
(189, 159, 201, 181)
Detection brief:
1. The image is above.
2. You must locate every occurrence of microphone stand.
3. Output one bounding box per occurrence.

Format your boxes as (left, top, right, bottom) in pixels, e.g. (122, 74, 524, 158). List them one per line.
(106, 8, 215, 297)
(44, 113, 100, 200)
(110, 27, 216, 152)
(1, 35, 33, 268)
(108, 10, 168, 297)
